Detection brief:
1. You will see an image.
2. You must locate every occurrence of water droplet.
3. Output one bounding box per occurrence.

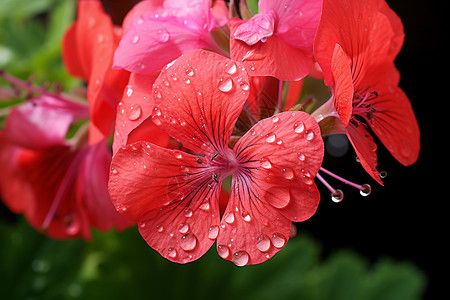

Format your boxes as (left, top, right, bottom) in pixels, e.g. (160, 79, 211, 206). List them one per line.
(304, 130, 315, 140)
(272, 115, 279, 123)
(256, 234, 271, 252)
(298, 153, 306, 161)
(242, 49, 266, 61)
(156, 224, 164, 232)
(168, 248, 177, 258)
(224, 211, 235, 224)
(294, 121, 305, 133)
(126, 86, 133, 97)
(218, 245, 230, 258)
(359, 184, 372, 196)
(225, 62, 237, 75)
(153, 107, 162, 116)
(265, 133, 276, 144)
(111, 168, 118, 175)
(208, 225, 219, 240)
(232, 251, 249, 266)
(301, 169, 313, 183)
(185, 68, 195, 76)
(271, 233, 286, 248)
(239, 81, 250, 91)
(184, 208, 193, 217)
(180, 233, 197, 251)
(199, 201, 210, 211)
(260, 157, 272, 169)
(241, 211, 251, 222)
(173, 152, 183, 159)
(132, 35, 140, 44)
(282, 167, 295, 180)
(126, 104, 142, 121)
(178, 223, 190, 234)
(158, 29, 170, 43)
(331, 189, 344, 203)
(218, 77, 234, 93)
(152, 115, 162, 126)
(276, 138, 283, 145)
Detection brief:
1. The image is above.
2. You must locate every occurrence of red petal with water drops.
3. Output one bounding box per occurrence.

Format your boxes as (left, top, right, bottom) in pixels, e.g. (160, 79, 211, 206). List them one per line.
(216, 111, 323, 265)
(367, 85, 420, 166)
(112, 72, 171, 155)
(108, 141, 221, 263)
(151, 49, 249, 156)
(230, 18, 313, 81)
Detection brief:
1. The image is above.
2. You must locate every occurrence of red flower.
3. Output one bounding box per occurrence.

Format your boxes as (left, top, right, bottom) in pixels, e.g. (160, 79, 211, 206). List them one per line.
(230, 0, 322, 81)
(62, 0, 130, 144)
(313, 0, 420, 184)
(108, 50, 324, 265)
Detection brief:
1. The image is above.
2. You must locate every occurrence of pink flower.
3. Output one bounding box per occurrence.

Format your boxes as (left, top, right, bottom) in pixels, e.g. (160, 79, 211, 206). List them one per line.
(230, 0, 322, 81)
(113, 0, 228, 75)
(108, 49, 324, 265)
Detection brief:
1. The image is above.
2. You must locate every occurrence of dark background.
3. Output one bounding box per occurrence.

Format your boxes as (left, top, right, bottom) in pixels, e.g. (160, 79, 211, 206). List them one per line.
(0, 0, 445, 298)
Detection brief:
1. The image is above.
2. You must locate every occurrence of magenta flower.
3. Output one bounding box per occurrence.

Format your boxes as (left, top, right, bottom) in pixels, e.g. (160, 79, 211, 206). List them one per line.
(230, 0, 322, 81)
(113, 0, 228, 75)
(108, 49, 324, 265)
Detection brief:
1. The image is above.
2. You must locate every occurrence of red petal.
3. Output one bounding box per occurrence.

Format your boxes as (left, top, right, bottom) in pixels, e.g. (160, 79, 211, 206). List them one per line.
(230, 18, 314, 81)
(108, 141, 221, 263)
(216, 111, 323, 265)
(112, 72, 171, 155)
(314, 0, 404, 88)
(346, 123, 383, 185)
(368, 85, 420, 166)
(151, 49, 249, 155)
(331, 44, 354, 127)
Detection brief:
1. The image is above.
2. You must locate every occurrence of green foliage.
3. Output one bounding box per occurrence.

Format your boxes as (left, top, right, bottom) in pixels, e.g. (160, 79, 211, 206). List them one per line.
(0, 218, 426, 300)
(0, 0, 80, 88)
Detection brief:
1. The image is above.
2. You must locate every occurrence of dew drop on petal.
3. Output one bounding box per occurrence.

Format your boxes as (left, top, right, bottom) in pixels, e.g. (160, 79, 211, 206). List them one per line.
(241, 211, 251, 222)
(184, 208, 193, 218)
(218, 77, 234, 93)
(293, 121, 305, 133)
(271, 233, 286, 248)
(256, 234, 271, 252)
(225, 62, 237, 75)
(156, 224, 164, 232)
(208, 225, 219, 240)
(173, 151, 183, 159)
(265, 133, 276, 144)
(298, 153, 306, 161)
(180, 233, 197, 251)
(218, 245, 230, 259)
(301, 169, 314, 185)
(185, 68, 195, 77)
(132, 35, 140, 44)
(126, 86, 133, 97)
(282, 167, 295, 180)
(331, 189, 344, 203)
(304, 130, 315, 140)
(168, 248, 177, 258)
(272, 115, 279, 123)
(239, 81, 250, 91)
(199, 201, 210, 211)
(158, 29, 170, 43)
(126, 104, 142, 121)
(178, 223, 190, 234)
(359, 184, 371, 196)
(260, 157, 272, 169)
(224, 211, 235, 224)
(232, 251, 249, 266)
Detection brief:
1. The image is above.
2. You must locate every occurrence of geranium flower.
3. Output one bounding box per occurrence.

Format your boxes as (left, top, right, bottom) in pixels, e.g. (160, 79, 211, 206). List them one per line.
(108, 49, 324, 265)
(230, 0, 322, 81)
(112, 0, 228, 75)
(62, 0, 130, 144)
(313, 0, 420, 184)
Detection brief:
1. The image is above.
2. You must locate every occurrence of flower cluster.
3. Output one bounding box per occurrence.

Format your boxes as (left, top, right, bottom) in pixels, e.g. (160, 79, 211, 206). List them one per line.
(0, 0, 419, 266)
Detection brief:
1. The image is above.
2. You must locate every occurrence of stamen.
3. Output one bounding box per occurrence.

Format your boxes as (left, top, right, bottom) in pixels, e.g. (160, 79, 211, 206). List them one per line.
(316, 173, 344, 203)
(318, 167, 372, 199)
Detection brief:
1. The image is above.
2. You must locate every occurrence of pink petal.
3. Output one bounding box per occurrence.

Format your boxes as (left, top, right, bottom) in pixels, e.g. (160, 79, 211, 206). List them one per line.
(151, 49, 249, 156)
(108, 141, 221, 263)
(4, 96, 88, 149)
(233, 12, 275, 46)
(230, 18, 313, 81)
(114, 0, 219, 74)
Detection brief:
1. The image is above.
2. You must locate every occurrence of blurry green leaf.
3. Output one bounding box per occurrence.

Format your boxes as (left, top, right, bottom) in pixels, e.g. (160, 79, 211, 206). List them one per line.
(247, 0, 259, 15)
(0, 219, 426, 300)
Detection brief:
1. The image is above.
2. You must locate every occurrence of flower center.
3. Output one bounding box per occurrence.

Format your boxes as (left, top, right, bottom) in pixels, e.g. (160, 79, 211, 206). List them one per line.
(351, 91, 378, 125)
